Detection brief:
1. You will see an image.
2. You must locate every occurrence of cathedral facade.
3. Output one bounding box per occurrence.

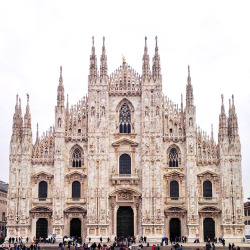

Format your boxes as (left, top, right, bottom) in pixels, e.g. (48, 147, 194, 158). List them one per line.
(6, 37, 244, 243)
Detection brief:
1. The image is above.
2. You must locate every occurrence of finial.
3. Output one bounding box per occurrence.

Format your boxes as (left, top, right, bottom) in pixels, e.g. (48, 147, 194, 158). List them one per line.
(92, 36, 94, 46)
(103, 36, 105, 46)
(145, 36, 147, 46)
(122, 55, 125, 63)
(60, 66, 62, 77)
(232, 94, 234, 105)
(19, 98, 21, 108)
(188, 65, 190, 76)
(221, 94, 224, 104)
(26, 93, 29, 105)
(229, 98, 231, 107)
(155, 36, 158, 46)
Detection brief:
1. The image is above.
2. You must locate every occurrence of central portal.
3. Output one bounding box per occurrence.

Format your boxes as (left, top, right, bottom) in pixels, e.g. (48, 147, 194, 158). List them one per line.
(117, 206, 134, 237)
(70, 218, 81, 237)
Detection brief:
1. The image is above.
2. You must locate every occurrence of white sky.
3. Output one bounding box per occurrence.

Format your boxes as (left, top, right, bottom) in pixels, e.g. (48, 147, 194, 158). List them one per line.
(0, 0, 250, 200)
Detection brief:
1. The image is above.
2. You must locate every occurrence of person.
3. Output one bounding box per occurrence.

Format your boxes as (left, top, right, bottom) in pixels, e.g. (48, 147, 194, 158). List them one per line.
(26, 237, 28, 243)
(205, 242, 211, 250)
(89, 237, 91, 243)
(100, 237, 102, 243)
(180, 245, 183, 250)
(212, 242, 216, 250)
(229, 243, 232, 250)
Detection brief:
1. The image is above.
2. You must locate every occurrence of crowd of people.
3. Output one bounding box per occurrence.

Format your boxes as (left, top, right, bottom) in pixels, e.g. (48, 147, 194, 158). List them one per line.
(0, 235, 248, 250)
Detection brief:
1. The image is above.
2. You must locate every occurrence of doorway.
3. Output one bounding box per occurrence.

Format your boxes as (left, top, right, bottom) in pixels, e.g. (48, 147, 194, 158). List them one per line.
(170, 218, 181, 242)
(36, 218, 48, 239)
(117, 206, 134, 237)
(70, 218, 81, 237)
(203, 218, 215, 242)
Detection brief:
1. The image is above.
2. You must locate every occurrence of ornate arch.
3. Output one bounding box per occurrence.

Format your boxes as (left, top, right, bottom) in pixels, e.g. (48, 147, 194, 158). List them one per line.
(31, 171, 54, 184)
(65, 171, 86, 183)
(116, 98, 134, 112)
(167, 144, 181, 167)
(69, 144, 84, 167)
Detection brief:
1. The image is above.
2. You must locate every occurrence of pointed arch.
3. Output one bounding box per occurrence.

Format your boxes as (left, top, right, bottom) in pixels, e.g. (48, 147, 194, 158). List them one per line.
(116, 98, 134, 112)
(167, 145, 181, 167)
(69, 144, 84, 168)
(116, 98, 134, 134)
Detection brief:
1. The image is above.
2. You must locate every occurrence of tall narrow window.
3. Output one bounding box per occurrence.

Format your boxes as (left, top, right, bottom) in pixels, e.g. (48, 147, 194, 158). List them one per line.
(38, 181, 48, 199)
(119, 103, 131, 133)
(169, 148, 178, 167)
(72, 148, 81, 167)
(203, 180, 212, 197)
(119, 154, 131, 174)
(72, 181, 81, 199)
(170, 181, 179, 198)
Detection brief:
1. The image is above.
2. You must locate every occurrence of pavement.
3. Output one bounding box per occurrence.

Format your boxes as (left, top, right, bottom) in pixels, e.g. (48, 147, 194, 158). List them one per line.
(1, 242, 250, 250)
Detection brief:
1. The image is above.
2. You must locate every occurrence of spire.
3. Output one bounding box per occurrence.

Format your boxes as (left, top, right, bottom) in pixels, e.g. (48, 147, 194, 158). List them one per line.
(181, 94, 183, 112)
(66, 94, 69, 111)
(142, 36, 150, 80)
(231, 94, 239, 137)
(186, 65, 194, 106)
(11, 95, 23, 142)
(152, 36, 161, 81)
(100, 36, 108, 82)
(57, 66, 65, 107)
(89, 36, 98, 82)
(36, 123, 39, 142)
(24, 93, 31, 130)
(218, 94, 227, 141)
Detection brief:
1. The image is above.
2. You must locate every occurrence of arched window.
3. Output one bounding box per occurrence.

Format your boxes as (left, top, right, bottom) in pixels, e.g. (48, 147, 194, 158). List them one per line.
(72, 181, 81, 199)
(170, 180, 179, 198)
(38, 181, 48, 199)
(203, 180, 212, 198)
(119, 154, 131, 174)
(169, 148, 178, 167)
(119, 103, 131, 134)
(72, 148, 82, 167)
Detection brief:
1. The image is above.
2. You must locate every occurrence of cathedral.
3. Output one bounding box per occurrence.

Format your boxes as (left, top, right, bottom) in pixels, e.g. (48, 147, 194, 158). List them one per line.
(6, 37, 244, 243)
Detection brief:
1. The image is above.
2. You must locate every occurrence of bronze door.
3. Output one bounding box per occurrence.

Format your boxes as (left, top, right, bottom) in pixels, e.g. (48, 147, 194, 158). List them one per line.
(70, 218, 81, 237)
(117, 206, 134, 237)
(203, 218, 215, 241)
(36, 218, 48, 239)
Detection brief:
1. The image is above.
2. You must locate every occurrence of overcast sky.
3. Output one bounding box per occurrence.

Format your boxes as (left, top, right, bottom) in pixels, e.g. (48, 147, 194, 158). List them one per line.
(0, 0, 250, 200)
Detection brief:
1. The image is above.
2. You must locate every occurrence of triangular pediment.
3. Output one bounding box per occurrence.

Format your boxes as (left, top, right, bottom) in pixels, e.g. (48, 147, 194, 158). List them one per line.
(65, 171, 86, 182)
(165, 170, 184, 178)
(64, 206, 86, 213)
(109, 187, 141, 197)
(112, 138, 139, 147)
(30, 206, 52, 213)
(31, 171, 54, 183)
(197, 170, 218, 177)
(165, 206, 186, 213)
(199, 206, 221, 213)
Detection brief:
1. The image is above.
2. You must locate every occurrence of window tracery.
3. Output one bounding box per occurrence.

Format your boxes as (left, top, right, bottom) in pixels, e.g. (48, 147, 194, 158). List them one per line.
(169, 148, 179, 167)
(72, 148, 82, 167)
(119, 103, 131, 133)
